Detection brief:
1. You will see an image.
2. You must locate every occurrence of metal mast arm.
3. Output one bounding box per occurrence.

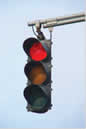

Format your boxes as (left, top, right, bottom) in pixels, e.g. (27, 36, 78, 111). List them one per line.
(28, 12, 86, 28)
(43, 16, 85, 28)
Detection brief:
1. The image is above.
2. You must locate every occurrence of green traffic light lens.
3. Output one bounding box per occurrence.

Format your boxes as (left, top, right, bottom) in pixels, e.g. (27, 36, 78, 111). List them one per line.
(24, 86, 49, 111)
(31, 97, 48, 110)
(29, 87, 48, 110)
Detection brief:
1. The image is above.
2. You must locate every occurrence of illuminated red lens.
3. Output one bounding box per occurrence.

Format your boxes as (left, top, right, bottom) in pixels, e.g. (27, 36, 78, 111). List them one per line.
(29, 42, 47, 61)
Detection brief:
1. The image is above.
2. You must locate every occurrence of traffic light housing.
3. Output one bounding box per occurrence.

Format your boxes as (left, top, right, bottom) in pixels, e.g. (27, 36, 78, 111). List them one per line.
(23, 37, 52, 113)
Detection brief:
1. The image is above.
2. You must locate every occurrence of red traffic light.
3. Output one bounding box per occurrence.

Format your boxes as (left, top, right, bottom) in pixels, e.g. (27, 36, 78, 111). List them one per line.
(23, 38, 48, 62)
(29, 42, 47, 61)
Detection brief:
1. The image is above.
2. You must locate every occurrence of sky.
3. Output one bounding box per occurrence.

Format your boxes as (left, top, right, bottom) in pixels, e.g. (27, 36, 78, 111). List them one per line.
(0, 0, 86, 128)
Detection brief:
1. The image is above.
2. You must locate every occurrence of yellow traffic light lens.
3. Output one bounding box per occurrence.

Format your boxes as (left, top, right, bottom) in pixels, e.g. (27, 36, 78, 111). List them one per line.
(32, 73, 46, 85)
(29, 64, 47, 85)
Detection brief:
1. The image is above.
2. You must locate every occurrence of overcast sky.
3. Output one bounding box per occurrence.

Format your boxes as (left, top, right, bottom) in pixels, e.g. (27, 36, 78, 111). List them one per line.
(0, 0, 86, 128)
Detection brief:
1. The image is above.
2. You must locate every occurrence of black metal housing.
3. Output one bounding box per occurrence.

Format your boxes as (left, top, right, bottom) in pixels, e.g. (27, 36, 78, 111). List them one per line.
(23, 37, 52, 113)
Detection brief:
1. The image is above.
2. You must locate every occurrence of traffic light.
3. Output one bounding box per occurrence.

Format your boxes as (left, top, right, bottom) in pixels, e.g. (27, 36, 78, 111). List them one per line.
(23, 37, 52, 113)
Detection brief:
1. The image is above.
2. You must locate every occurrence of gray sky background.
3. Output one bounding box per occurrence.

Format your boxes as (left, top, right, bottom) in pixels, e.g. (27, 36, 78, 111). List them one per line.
(0, 0, 86, 128)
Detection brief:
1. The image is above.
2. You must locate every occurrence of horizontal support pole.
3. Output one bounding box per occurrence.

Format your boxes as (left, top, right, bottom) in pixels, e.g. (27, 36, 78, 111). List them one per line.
(43, 16, 86, 28)
(28, 12, 86, 27)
